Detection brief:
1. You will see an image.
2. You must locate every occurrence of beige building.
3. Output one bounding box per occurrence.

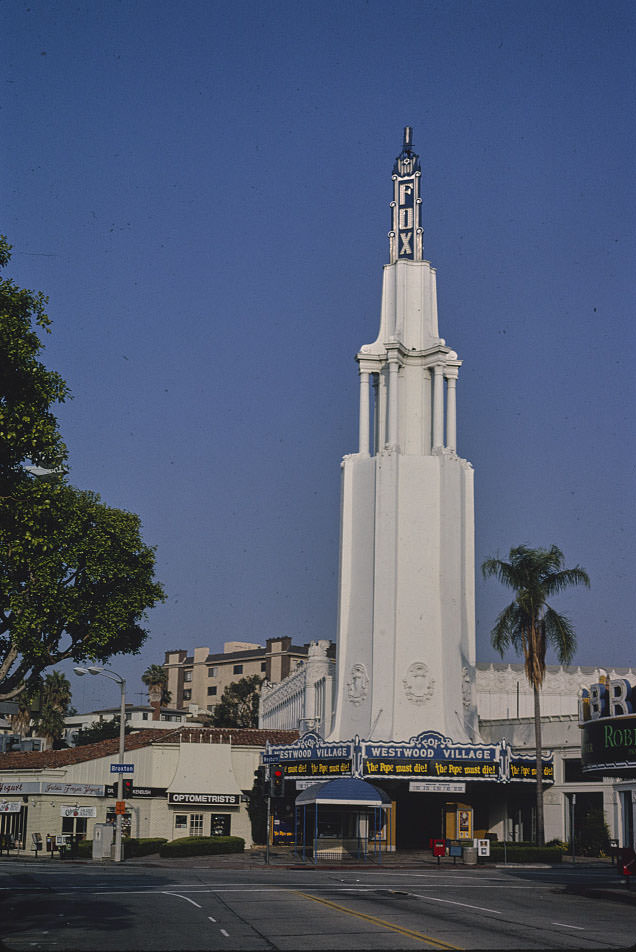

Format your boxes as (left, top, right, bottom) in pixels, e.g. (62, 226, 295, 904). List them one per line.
(164, 637, 335, 713)
(0, 726, 298, 851)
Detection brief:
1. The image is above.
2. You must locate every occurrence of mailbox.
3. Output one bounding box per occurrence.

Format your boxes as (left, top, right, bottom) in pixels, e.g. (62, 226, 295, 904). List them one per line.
(432, 839, 446, 857)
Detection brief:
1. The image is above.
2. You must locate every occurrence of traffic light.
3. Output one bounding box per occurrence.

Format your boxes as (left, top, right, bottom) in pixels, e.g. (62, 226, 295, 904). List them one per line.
(270, 765, 285, 798)
(122, 778, 133, 798)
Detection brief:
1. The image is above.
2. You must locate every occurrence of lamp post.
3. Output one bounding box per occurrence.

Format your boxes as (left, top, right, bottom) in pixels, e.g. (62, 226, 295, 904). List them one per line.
(74, 665, 126, 863)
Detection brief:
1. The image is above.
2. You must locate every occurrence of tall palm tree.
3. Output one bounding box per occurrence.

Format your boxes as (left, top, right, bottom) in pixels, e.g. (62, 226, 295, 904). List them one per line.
(142, 664, 171, 707)
(482, 545, 590, 845)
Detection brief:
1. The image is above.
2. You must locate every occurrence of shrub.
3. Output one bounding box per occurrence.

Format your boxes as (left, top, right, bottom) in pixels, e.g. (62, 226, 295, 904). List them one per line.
(576, 808, 611, 857)
(159, 836, 245, 858)
(73, 836, 167, 859)
(125, 837, 167, 857)
(487, 845, 563, 864)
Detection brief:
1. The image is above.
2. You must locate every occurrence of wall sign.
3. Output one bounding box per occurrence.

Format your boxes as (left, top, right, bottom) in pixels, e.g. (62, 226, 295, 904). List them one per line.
(60, 806, 97, 818)
(105, 784, 165, 799)
(168, 793, 240, 806)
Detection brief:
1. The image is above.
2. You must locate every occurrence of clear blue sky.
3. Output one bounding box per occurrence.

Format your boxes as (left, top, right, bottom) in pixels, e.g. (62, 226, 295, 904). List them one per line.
(3, 0, 635, 713)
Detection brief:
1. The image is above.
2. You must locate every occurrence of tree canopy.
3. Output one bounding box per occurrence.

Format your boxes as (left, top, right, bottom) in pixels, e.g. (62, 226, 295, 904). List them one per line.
(0, 235, 68, 482)
(0, 236, 165, 701)
(209, 675, 262, 728)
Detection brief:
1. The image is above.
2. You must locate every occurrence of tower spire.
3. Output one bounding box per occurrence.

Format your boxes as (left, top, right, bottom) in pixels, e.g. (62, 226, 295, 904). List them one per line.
(389, 126, 423, 263)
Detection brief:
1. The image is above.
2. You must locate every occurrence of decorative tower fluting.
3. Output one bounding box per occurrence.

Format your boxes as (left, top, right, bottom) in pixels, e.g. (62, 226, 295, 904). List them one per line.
(329, 128, 478, 744)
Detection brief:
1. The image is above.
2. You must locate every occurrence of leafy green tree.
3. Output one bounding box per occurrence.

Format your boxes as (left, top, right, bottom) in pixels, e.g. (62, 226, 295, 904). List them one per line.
(0, 237, 166, 703)
(142, 663, 171, 706)
(1, 480, 165, 702)
(482, 544, 590, 845)
(210, 675, 262, 728)
(74, 715, 132, 747)
(0, 235, 68, 484)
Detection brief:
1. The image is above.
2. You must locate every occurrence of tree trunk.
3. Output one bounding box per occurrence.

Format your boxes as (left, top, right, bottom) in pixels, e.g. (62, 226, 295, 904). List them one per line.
(533, 682, 545, 846)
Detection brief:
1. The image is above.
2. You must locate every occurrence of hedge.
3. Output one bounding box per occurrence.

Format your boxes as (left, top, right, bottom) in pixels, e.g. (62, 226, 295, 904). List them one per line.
(75, 837, 167, 859)
(487, 845, 563, 864)
(159, 836, 245, 857)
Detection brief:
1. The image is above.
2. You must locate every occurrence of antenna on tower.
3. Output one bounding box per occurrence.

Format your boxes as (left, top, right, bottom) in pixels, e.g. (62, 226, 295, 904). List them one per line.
(403, 126, 413, 152)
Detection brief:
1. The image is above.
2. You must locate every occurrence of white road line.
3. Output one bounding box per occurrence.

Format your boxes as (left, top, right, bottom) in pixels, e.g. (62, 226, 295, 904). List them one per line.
(220, 929, 229, 937)
(162, 891, 202, 909)
(411, 893, 502, 915)
(552, 922, 585, 930)
(208, 916, 217, 923)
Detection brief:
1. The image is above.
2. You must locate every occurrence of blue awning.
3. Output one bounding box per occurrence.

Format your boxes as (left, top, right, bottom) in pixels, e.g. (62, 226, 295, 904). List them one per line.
(295, 777, 392, 807)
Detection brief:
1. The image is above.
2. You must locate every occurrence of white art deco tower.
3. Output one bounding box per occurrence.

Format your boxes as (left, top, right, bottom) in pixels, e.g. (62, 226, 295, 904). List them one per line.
(330, 128, 478, 744)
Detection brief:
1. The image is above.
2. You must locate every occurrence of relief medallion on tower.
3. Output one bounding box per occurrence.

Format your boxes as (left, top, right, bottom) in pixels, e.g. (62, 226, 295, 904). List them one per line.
(402, 662, 435, 705)
(346, 663, 369, 706)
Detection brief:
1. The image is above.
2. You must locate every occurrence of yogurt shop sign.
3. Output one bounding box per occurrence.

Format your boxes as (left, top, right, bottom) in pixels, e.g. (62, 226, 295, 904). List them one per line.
(580, 676, 636, 773)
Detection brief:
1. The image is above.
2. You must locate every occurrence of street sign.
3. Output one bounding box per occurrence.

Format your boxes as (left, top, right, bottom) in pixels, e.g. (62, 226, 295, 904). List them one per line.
(110, 764, 134, 773)
(115, 801, 126, 815)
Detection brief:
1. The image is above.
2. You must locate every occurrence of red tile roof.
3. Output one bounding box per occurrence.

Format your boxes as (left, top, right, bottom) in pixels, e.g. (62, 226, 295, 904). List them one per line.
(0, 726, 299, 771)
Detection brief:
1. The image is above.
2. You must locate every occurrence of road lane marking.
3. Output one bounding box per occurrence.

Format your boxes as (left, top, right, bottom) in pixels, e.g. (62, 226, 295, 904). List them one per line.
(410, 893, 501, 915)
(297, 892, 461, 950)
(220, 929, 229, 937)
(208, 916, 217, 922)
(552, 922, 585, 930)
(162, 891, 202, 908)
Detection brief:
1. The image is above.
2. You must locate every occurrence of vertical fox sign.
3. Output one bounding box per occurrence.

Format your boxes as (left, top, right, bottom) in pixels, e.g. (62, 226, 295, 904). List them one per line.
(389, 126, 423, 262)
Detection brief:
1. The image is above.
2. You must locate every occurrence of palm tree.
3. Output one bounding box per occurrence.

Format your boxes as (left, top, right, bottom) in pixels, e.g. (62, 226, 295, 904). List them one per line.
(142, 664, 171, 707)
(482, 544, 590, 845)
(33, 671, 72, 748)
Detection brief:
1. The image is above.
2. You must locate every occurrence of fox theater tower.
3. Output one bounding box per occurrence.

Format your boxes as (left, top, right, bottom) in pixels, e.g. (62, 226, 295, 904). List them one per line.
(329, 126, 477, 745)
(260, 130, 553, 852)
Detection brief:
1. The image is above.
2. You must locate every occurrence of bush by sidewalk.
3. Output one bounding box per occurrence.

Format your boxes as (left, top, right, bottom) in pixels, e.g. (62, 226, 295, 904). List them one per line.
(159, 836, 245, 858)
(487, 844, 563, 863)
(76, 837, 167, 859)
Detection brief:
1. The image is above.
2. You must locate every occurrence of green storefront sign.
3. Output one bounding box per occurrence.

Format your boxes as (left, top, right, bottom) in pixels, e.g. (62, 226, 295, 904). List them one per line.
(581, 715, 636, 773)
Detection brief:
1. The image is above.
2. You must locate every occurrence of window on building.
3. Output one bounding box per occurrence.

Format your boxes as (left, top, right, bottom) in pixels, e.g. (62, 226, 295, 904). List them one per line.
(207, 704, 215, 711)
(184, 670, 193, 682)
(208, 666, 217, 677)
(563, 758, 595, 783)
(207, 686, 217, 696)
(183, 689, 192, 701)
(210, 814, 231, 836)
(142, 712, 148, 720)
(261, 662, 267, 672)
(174, 814, 188, 830)
(233, 664, 243, 675)
(189, 814, 204, 837)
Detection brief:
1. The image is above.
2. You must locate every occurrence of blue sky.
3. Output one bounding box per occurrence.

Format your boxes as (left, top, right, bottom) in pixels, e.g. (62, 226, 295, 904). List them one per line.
(3, 0, 635, 713)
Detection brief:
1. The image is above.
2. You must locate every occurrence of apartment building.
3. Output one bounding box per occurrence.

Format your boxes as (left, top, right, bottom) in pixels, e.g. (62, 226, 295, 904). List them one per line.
(164, 637, 335, 713)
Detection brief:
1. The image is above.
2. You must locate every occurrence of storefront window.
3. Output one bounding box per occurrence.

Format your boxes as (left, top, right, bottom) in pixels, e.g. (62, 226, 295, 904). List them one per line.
(210, 814, 231, 836)
(174, 814, 188, 830)
(189, 814, 204, 836)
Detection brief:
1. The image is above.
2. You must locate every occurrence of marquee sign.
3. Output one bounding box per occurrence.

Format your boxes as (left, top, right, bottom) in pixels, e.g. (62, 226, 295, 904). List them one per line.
(580, 676, 636, 774)
(262, 730, 552, 785)
(263, 731, 354, 766)
(581, 714, 636, 773)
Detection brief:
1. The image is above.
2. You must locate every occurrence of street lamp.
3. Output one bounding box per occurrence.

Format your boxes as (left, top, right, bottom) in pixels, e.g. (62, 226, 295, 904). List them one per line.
(74, 665, 126, 863)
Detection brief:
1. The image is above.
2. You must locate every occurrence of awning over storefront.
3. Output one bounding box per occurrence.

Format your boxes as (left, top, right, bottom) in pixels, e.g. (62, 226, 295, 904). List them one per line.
(296, 778, 392, 807)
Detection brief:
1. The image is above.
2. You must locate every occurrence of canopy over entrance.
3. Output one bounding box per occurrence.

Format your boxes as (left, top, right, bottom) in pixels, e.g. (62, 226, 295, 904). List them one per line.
(296, 777, 392, 807)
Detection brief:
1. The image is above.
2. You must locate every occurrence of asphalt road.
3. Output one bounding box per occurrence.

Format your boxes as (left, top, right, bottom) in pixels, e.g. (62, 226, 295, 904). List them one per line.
(1, 860, 635, 951)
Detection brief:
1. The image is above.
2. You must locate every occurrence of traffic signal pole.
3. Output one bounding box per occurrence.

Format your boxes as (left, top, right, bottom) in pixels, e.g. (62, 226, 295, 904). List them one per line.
(265, 789, 271, 865)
